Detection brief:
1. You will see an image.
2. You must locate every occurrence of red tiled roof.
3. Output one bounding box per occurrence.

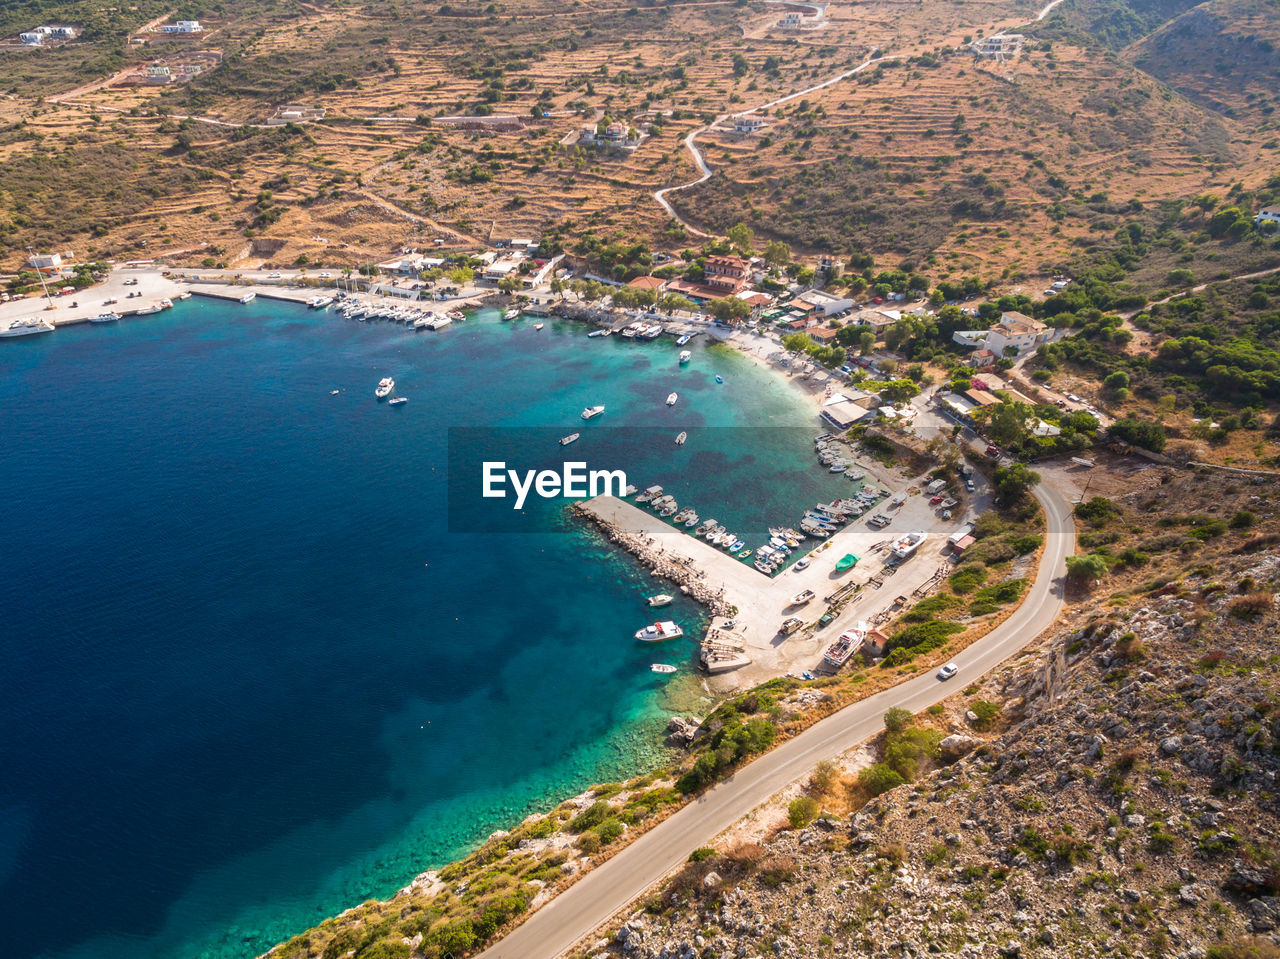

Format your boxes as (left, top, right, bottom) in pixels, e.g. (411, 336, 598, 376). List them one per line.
(627, 275, 665, 290)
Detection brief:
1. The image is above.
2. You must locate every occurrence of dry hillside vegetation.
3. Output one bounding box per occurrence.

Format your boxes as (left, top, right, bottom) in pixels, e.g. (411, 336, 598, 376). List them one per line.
(0, 0, 1275, 274)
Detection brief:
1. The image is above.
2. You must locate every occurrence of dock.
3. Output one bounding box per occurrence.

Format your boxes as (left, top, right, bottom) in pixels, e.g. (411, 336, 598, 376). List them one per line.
(577, 492, 960, 688)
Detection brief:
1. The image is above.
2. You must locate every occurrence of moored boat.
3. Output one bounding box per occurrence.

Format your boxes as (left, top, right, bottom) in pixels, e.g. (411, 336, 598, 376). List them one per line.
(835, 553, 859, 572)
(666, 392, 678, 406)
(587, 328, 608, 338)
(375, 377, 395, 399)
(90, 312, 120, 323)
(581, 404, 605, 420)
(0, 317, 55, 337)
(647, 593, 673, 607)
(679, 350, 691, 364)
(675, 431, 687, 446)
(650, 663, 677, 674)
(560, 432, 580, 446)
(503, 308, 520, 320)
(387, 396, 408, 406)
(635, 620, 683, 642)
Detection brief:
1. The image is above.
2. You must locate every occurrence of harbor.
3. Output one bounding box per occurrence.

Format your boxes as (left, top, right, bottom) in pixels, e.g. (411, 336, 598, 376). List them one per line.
(578, 474, 968, 689)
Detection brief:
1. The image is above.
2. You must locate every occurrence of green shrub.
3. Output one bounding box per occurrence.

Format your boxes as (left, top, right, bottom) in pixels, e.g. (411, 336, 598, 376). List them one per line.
(788, 796, 820, 829)
(596, 819, 626, 845)
(949, 564, 988, 594)
(1076, 497, 1118, 524)
(688, 847, 716, 863)
(568, 800, 614, 833)
(885, 620, 965, 652)
(969, 699, 1001, 729)
(1230, 510, 1258, 529)
(904, 594, 964, 621)
(969, 578, 1027, 615)
(1009, 534, 1042, 555)
(858, 763, 906, 795)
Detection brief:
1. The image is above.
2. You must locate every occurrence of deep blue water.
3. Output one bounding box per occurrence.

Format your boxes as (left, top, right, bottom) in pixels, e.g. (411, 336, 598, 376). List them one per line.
(0, 300, 843, 959)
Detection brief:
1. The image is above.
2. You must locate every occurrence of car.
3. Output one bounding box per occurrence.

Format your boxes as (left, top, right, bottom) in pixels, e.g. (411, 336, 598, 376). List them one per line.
(930, 495, 945, 505)
(319, 272, 332, 279)
(985, 445, 1000, 458)
(269, 271, 282, 278)
(938, 662, 958, 680)
(966, 479, 975, 492)
(1067, 393, 1082, 403)
(818, 611, 835, 627)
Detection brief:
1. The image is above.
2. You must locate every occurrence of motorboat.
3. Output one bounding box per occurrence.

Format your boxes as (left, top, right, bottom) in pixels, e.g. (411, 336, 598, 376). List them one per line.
(791, 589, 815, 606)
(675, 431, 687, 446)
(679, 350, 691, 364)
(823, 622, 867, 668)
(676, 334, 692, 345)
(729, 539, 745, 552)
(587, 329, 608, 338)
(647, 594, 673, 607)
(560, 433, 580, 446)
(375, 377, 395, 399)
(683, 512, 699, 527)
(533, 323, 544, 330)
(666, 392, 678, 406)
(387, 396, 408, 406)
(846, 471, 866, 482)
(503, 308, 520, 320)
(650, 664, 677, 674)
(835, 554, 859, 572)
(636, 485, 663, 503)
(635, 621, 683, 642)
(90, 312, 120, 323)
(0, 317, 55, 337)
(890, 530, 928, 561)
(715, 375, 724, 384)
(238, 291, 256, 304)
(581, 405, 605, 420)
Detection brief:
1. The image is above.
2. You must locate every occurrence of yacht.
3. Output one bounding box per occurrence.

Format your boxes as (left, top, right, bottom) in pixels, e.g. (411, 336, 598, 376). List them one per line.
(890, 530, 928, 561)
(647, 594, 673, 607)
(666, 392, 678, 406)
(428, 315, 453, 330)
(387, 396, 409, 406)
(679, 350, 691, 364)
(675, 431, 687, 446)
(635, 621, 684, 642)
(560, 432, 580, 446)
(581, 404, 605, 420)
(0, 317, 55, 337)
(503, 308, 520, 320)
(375, 377, 395, 400)
(90, 311, 120, 323)
(823, 623, 867, 669)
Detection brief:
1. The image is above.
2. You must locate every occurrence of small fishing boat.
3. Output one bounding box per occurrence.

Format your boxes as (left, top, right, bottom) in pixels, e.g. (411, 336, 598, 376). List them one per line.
(635, 621, 683, 642)
(560, 433, 580, 446)
(715, 375, 724, 384)
(637, 485, 663, 503)
(238, 291, 256, 304)
(728, 539, 745, 552)
(503, 308, 520, 320)
(679, 350, 691, 364)
(675, 431, 687, 446)
(647, 594, 673, 607)
(650, 664, 677, 674)
(666, 392, 678, 406)
(738, 549, 753, 558)
(846, 471, 866, 482)
(91, 311, 121, 323)
(676, 334, 692, 345)
(388, 396, 409, 406)
(791, 589, 816, 606)
(587, 329, 608, 338)
(533, 323, 544, 330)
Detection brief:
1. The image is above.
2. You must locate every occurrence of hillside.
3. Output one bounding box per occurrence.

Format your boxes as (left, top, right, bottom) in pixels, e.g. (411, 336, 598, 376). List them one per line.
(579, 469, 1280, 959)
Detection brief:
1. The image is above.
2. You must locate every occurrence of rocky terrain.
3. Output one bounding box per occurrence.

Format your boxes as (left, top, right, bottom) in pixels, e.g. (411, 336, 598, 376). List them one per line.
(580, 477, 1280, 959)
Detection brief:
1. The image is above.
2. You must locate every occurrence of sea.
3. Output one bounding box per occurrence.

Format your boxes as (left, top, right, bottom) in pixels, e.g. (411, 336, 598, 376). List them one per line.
(0, 298, 853, 959)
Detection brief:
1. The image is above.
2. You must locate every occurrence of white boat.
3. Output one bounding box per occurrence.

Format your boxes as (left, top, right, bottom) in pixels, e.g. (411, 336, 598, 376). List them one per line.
(238, 291, 256, 304)
(679, 350, 691, 364)
(675, 431, 687, 446)
(890, 530, 928, 561)
(676, 334, 692, 345)
(587, 329, 608, 338)
(846, 471, 866, 482)
(729, 539, 745, 552)
(428, 315, 453, 330)
(309, 295, 332, 309)
(823, 622, 867, 669)
(375, 377, 395, 400)
(666, 392, 678, 406)
(647, 594, 673, 607)
(0, 317, 55, 337)
(533, 323, 544, 331)
(388, 396, 408, 406)
(503, 308, 520, 320)
(560, 433, 580, 446)
(636, 485, 663, 503)
(650, 664, 677, 674)
(90, 312, 120, 323)
(635, 620, 684, 642)
(581, 405, 605, 420)
(791, 589, 816, 606)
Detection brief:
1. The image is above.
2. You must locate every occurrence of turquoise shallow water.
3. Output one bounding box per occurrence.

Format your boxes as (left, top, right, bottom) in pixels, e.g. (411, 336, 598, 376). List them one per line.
(0, 300, 845, 959)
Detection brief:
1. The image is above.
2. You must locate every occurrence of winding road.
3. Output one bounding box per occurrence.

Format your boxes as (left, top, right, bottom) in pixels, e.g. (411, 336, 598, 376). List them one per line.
(653, 54, 899, 234)
(480, 482, 1075, 959)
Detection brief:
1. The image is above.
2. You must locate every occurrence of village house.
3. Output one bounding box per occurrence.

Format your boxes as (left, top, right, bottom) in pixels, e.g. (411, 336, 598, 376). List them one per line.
(1256, 207, 1280, 228)
(27, 252, 62, 270)
(703, 255, 751, 294)
(732, 114, 766, 134)
(792, 288, 853, 317)
(158, 20, 203, 34)
(963, 348, 997, 370)
(821, 393, 876, 430)
(626, 275, 666, 293)
(972, 32, 1024, 60)
(806, 326, 841, 345)
(848, 307, 900, 336)
(20, 25, 77, 45)
(953, 311, 1065, 358)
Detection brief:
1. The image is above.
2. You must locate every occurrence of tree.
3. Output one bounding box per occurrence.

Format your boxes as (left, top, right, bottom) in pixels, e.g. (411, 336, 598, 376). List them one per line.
(1103, 370, 1130, 392)
(707, 296, 751, 323)
(858, 763, 906, 796)
(726, 222, 753, 254)
(883, 707, 913, 735)
(1108, 416, 1166, 452)
(763, 240, 791, 267)
(659, 293, 697, 313)
(782, 332, 812, 355)
(879, 378, 920, 404)
(993, 462, 1041, 500)
(497, 276, 520, 294)
(1066, 553, 1109, 584)
(787, 796, 819, 829)
(447, 265, 474, 285)
(986, 400, 1031, 448)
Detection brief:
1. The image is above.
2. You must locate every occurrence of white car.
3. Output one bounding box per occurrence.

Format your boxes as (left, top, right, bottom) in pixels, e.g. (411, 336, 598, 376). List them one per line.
(269, 272, 282, 278)
(938, 662, 958, 681)
(319, 272, 332, 279)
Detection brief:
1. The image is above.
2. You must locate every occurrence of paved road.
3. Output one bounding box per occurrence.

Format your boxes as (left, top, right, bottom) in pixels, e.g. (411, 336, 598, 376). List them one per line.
(480, 482, 1075, 959)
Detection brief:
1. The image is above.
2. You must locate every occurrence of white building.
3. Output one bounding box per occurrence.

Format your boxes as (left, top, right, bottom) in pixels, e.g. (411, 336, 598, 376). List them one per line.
(793, 289, 853, 317)
(953, 311, 1066, 358)
(159, 20, 203, 33)
(1256, 207, 1280, 228)
(972, 33, 1024, 60)
(28, 252, 62, 270)
(21, 25, 76, 44)
(733, 114, 766, 134)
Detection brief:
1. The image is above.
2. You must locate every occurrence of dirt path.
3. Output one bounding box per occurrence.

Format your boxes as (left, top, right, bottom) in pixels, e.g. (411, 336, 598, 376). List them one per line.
(1035, 0, 1069, 20)
(353, 189, 480, 246)
(653, 53, 899, 236)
